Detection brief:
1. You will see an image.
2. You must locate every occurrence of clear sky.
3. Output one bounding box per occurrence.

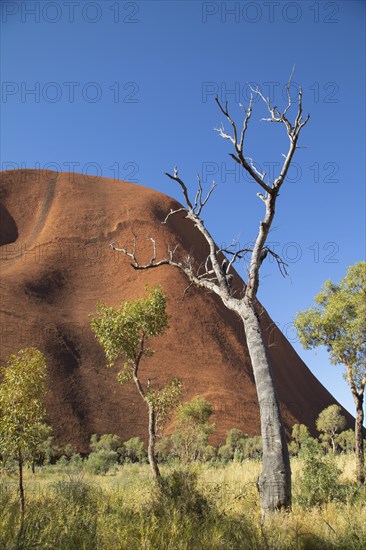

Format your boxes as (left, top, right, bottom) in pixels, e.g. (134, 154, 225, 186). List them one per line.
(1, 0, 365, 419)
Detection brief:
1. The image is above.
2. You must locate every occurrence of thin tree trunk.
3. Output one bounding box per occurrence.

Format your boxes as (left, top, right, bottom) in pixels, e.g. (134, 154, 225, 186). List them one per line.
(241, 303, 291, 516)
(131, 361, 160, 481)
(147, 403, 161, 480)
(354, 392, 365, 485)
(18, 449, 25, 521)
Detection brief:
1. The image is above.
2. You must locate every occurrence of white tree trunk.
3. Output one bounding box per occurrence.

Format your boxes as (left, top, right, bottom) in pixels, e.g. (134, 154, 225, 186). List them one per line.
(241, 303, 291, 514)
(113, 75, 310, 515)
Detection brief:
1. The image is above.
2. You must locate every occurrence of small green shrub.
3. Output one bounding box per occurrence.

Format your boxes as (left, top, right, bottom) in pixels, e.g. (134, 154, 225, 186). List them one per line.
(86, 450, 118, 475)
(122, 437, 147, 463)
(297, 437, 342, 506)
(150, 468, 211, 519)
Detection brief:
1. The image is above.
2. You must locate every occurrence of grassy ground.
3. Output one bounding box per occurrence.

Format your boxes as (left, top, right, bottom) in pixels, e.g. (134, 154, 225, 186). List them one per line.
(1, 457, 365, 549)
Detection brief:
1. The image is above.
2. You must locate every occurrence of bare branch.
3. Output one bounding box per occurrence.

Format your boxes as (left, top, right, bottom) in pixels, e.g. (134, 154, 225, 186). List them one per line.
(162, 207, 187, 224)
(165, 170, 217, 218)
(165, 167, 193, 210)
(181, 281, 194, 301)
(282, 64, 295, 118)
(245, 157, 266, 181)
(215, 94, 272, 195)
(223, 247, 253, 273)
(239, 95, 254, 151)
(197, 178, 217, 215)
(266, 248, 289, 277)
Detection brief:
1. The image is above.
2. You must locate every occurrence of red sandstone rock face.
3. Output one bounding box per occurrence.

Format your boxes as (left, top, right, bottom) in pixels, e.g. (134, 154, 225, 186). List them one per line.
(0, 169, 353, 451)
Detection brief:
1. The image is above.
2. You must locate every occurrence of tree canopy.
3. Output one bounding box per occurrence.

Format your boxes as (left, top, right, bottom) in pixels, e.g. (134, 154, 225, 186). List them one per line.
(294, 262, 366, 390)
(91, 285, 169, 372)
(316, 405, 347, 453)
(0, 348, 48, 460)
(295, 262, 366, 483)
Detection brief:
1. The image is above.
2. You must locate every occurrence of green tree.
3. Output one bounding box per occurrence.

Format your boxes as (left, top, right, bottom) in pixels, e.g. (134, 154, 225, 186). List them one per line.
(90, 433, 123, 455)
(336, 429, 355, 454)
(155, 436, 172, 463)
(217, 443, 233, 463)
(172, 397, 215, 462)
(0, 348, 48, 518)
(86, 450, 118, 475)
(295, 262, 366, 483)
(242, 435, 263, 460)
(298, 436, 341, 506)
(218, 428, 248, 462)
(122, 436, 147, 463)
(226, 428, 247, 450)
(87, 434, 123, 474)
(316, 405, 347, 454)
(27, 422, 53, 472)
(91, 287, 181, 480)
(291, 423, 310, 455)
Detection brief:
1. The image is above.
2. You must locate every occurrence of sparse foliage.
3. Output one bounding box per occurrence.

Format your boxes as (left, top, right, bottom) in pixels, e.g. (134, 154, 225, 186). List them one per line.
(295, 262, 366, 483)
(298, 436, 342, 506)
(0, 348, 48, 517)
(90, 433, 123, 455)
(316, 405, 347, 454)
(122, 436, 147, 463)
(290, 423, 310, 456)
(336, 429, 355, 454)
(91, 287, 181, 480)
(172, 397, 216, 462)
(86, 450, 118, 475)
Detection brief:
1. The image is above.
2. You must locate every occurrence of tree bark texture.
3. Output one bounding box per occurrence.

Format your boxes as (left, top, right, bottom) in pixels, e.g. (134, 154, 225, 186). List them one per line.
(354, 392, 365, 485)
(241, 303, 291, 514)
(148, 403, 161, 480)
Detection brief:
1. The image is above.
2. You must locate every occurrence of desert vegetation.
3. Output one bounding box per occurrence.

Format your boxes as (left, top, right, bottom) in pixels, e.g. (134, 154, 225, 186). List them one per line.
(1, 383, 365, 549)
(0, 417, 365, 550)
(1, 262, 364, 548)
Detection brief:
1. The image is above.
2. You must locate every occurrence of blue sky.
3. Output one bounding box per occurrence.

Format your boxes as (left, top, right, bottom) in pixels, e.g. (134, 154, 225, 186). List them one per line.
(1, 0, 365, 419)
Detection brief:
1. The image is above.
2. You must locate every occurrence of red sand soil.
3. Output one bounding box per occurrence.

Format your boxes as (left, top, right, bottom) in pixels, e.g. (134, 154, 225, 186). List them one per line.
(0, 169, 353, 451)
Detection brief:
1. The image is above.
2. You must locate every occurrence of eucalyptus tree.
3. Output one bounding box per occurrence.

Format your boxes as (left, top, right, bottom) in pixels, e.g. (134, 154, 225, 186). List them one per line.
(111, 72, 309, 515)
(172, 396, 215, 462)
(316, 405, 347, 454)
(295, 262, 366, 484)
(0, 348, 48, 519)
(91, 286, 181, 480)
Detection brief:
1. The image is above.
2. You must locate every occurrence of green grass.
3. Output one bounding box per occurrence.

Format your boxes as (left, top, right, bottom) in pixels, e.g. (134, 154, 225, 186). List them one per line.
(1, 457, 365, 549)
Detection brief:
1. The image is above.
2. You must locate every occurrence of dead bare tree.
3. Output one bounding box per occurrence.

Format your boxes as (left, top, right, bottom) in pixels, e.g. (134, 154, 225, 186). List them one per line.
(111, 71, 309, 516)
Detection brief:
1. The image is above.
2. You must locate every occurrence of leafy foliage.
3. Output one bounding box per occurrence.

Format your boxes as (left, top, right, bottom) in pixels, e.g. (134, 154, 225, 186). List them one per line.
(316, 405, 347, 453)
(0, 348, 48, 461)
(297, 436, 342, 506)
(146, 378, 182, 436)
(122, 437, 147, 463)
(90, 286, 168, 370)
(294, 262, 366, 390)
(87, 434, 123, 474)
(290, 423, 310, 456)
(172, 397, 216, 462)
(90, 287, 180, 477)
(90, 433, 123, 454)
(86, 450, 119, 475)
(336, 429, 355, 454)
